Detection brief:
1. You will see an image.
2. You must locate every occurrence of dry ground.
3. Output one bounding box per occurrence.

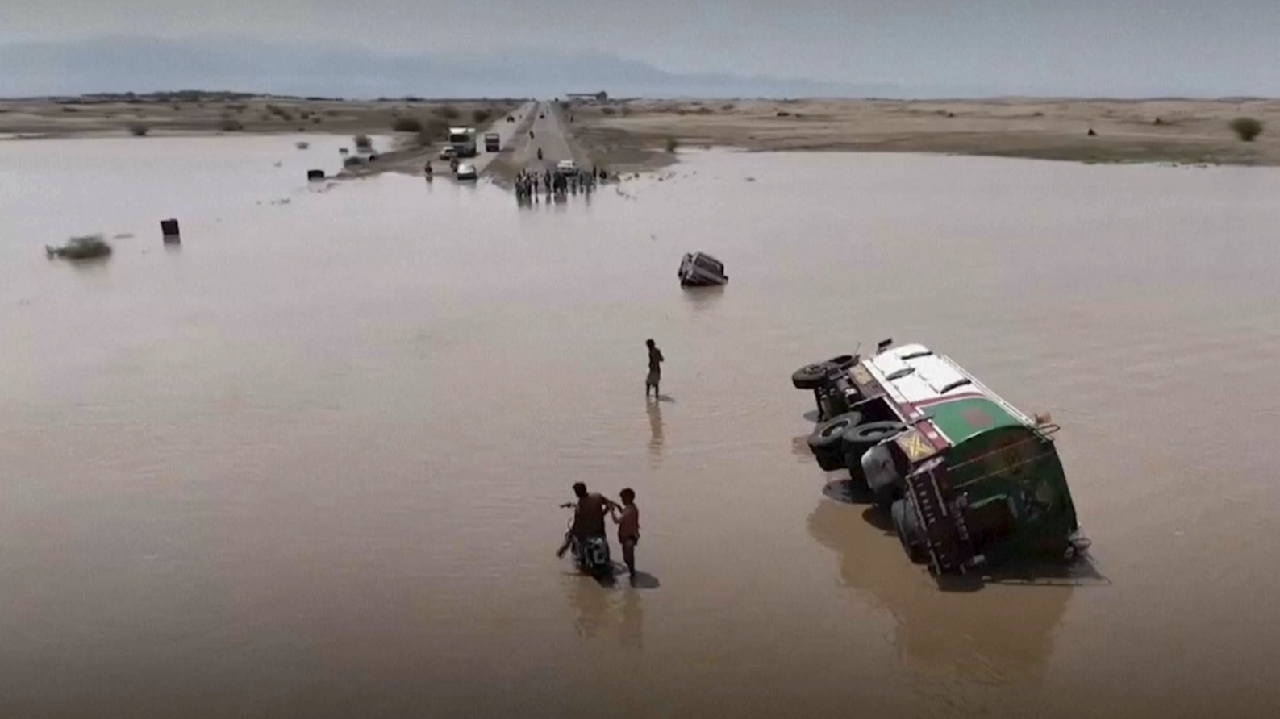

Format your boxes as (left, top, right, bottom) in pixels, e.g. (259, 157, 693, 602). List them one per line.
(566, 97, 1280, 169)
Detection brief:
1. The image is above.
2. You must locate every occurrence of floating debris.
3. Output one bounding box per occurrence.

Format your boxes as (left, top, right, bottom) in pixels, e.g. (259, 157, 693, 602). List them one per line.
(296, 141, 310, 150)
(46, 234, 111, 260)
(307, 169, 325, 181)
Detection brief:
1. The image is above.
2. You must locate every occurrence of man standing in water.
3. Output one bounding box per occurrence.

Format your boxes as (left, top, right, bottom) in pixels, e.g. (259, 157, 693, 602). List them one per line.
(557, 482, 614, 558)
(611, 488, 640, 581)
(645, 339, 664, 398)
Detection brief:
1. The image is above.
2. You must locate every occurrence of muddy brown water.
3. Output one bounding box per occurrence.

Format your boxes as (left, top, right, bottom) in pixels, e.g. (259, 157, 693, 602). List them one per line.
(3, 138, 1280, 718)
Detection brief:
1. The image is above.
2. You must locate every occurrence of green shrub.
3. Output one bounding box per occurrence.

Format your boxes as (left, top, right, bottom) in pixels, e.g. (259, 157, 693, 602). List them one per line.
(354, 134, 373, 151)
(129, 124, 149, 136)
(1230, 117, 1263, 141)
(472, 108, 493, 124)
(435, 105, 461, 120)
(219, 116, 244, 131)
(392, 116, 423, 132)
(665, 137, 679, 153)
(415, 118, 449, 145)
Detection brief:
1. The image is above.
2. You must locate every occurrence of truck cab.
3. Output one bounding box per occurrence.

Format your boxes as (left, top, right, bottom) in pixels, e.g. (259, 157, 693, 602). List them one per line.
(448, 127, 478, 158)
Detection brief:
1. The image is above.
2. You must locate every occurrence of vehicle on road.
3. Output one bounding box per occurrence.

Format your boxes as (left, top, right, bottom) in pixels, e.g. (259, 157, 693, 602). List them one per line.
(439, 146, 456, 160)
(484, 133, 500, 152)
(506, 116, 514, 123)
(792, 341, 1085, 577)
(539, 113, 545, 118)
(677, 252, 728, 287)
(448, 127, 478, 158)
(455, 163, 477, 181)
(556, 160, 578, 175)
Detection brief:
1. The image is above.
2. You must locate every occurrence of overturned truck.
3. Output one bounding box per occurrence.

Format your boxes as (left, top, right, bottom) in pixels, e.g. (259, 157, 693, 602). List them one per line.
(793, 341, 1087, 576)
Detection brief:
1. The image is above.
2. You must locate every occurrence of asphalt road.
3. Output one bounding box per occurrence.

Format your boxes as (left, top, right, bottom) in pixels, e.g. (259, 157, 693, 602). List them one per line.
(501, 101, 590, 175)
(440, 100, 536, 175)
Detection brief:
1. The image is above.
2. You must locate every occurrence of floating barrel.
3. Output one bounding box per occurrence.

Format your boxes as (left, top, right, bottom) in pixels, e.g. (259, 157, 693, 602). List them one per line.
(307, 169, 325, 181)
(160, 218, 180, 238)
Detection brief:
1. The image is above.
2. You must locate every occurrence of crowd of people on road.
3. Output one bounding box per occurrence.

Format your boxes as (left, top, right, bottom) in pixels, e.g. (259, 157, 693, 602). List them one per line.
(514, 165, 609, 203)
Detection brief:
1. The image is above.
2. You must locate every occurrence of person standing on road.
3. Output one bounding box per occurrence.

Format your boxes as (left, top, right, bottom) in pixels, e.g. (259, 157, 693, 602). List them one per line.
(645, 339, 664, 398)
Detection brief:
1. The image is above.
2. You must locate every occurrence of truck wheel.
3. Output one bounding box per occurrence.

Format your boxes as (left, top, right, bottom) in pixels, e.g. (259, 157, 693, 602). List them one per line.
(892, 500, 926, 562)
(807, 412, 863, 471)
(792, 361, 834, 390)
(841, 421, 907, 485)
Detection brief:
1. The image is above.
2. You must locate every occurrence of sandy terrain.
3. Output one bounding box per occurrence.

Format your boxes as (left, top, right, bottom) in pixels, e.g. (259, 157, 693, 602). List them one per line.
(0, 95, 520, 146)
(567, 98, 1280, 168)
(7, 95, 1279, 172)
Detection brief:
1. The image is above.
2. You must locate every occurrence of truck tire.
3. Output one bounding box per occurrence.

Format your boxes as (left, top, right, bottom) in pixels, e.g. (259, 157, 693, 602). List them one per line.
(792, 362, 834, 390)
(807, 412, 863, 471)
(862, 443, 905, 508)
(841, 420, 907, 485)
(892, 499, 926, 563)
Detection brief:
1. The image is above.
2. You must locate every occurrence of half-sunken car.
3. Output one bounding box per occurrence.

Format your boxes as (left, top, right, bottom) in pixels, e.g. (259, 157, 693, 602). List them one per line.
(677, 252, 728, 287)
(792, 341, 1086, 576)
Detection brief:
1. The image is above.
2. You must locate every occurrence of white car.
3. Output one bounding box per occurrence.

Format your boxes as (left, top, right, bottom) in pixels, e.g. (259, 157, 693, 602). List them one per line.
(455, 163, 478, 181)
(439, 146, 456, 160)
(556, 160, 578, 175)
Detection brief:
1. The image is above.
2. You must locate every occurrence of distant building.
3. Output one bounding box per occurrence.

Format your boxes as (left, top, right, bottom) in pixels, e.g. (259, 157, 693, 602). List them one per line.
(567, 91, 608, 102)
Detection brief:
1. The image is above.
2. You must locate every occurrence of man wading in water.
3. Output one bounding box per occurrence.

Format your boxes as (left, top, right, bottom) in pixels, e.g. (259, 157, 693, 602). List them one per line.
(645, 339, 664, 398)
(611, 488, 640, 581)
(556, 482, 614, 558)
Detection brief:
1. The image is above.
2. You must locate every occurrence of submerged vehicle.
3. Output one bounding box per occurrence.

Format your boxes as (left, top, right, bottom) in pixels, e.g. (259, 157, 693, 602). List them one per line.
(484, 132, 500, 152)
(455, 163, 477, 181)
(562, 510, 613, 579)
(677, 252, 728, 287)
(793, 341, 1085, 575)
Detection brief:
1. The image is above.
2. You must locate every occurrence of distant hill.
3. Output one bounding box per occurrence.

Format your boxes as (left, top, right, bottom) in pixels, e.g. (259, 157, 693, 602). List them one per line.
(0, 36, 902, 99)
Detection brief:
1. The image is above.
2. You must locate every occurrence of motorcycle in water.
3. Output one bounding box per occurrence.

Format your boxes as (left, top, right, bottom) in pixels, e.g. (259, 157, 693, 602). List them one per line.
(561, 505, 613, 579)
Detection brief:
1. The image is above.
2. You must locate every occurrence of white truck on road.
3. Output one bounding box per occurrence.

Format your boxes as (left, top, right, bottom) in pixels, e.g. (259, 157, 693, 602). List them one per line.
(448, 127, 478, 158)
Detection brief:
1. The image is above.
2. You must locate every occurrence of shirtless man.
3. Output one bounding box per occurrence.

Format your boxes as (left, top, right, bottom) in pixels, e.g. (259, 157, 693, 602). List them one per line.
(557, 482, 614, 558)
(611, 488, 640, 581)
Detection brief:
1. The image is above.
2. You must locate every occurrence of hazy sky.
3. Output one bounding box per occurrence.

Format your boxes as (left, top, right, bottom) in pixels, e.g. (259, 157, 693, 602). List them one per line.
(3, 0, 1280, 95)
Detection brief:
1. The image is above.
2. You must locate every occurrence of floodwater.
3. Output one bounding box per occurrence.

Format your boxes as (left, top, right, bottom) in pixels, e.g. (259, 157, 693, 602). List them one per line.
(3, 138, 1280, 719)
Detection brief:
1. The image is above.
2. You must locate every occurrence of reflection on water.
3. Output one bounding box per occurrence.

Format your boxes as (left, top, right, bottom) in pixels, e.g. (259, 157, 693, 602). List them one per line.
(807, 497, 1070, 683)
(3, 143, 1280, 718)
(567, 578, 644, 649)
(646, 398, 665, 461)
(681, 284, 725, 313)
